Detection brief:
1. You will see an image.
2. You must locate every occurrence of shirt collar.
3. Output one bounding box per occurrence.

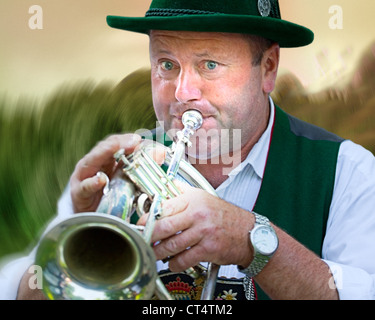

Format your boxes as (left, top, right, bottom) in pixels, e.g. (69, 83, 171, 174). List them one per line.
(227, 96, 275, 179)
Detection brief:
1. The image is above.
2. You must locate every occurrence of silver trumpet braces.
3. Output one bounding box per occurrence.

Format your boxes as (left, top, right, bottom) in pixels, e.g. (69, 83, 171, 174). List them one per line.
(36, 110, 220, 300)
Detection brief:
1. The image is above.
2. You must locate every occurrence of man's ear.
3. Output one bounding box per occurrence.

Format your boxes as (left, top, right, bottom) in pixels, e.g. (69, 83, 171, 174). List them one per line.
(261, 43, 280, 94)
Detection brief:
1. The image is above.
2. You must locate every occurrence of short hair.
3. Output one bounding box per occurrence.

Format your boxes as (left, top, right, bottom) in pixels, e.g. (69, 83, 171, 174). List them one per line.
(243, 34, 276, 66)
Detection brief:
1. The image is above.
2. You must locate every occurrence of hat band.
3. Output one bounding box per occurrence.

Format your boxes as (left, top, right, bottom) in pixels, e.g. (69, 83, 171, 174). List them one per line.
(146, 8, 218, 17)
(146, 4, 281, 19)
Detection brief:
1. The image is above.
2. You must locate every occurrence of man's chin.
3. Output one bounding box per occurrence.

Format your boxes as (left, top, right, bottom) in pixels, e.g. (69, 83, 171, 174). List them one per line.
(185, 147, 221, 163)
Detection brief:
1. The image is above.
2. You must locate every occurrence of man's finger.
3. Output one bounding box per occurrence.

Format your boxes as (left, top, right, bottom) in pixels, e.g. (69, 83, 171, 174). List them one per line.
(144, 142, 167, 165)
(168, 245, 207, 273)
(161, 195, 189, 218)
(77, 134, 142, 181)
(77, 173, 107, 198)
(70, 173, 108, 213)
(153, 227, 200, 261)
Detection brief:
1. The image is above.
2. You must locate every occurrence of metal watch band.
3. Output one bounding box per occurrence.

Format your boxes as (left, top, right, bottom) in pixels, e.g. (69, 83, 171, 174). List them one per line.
(253, 212, 270, 226)
(239, 212, 274, 277)
(246, 251, 271, 277)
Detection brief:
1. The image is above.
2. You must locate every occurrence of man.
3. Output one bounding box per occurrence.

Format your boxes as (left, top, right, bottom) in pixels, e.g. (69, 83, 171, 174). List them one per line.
(2, 0, 375, 300)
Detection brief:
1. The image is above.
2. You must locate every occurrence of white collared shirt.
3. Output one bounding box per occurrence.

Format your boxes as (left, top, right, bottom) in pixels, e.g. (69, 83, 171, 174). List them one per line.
(1, 98, 375, 299)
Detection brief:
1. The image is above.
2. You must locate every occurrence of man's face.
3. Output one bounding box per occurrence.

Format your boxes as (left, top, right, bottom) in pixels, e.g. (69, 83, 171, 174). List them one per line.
(149, 30, 272, 160)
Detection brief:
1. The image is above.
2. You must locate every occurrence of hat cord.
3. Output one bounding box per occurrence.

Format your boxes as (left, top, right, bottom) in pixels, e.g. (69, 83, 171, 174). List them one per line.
(146, 8, 219, 17)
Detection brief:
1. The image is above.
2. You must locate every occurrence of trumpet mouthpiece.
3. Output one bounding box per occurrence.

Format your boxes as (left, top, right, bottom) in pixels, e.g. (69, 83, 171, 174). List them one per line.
(182, 110, 203, 131)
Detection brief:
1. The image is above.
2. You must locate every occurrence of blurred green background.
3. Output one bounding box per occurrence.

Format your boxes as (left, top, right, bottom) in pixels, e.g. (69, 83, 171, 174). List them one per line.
(0, 69, 156, 260)
(1, 43, 375, 262)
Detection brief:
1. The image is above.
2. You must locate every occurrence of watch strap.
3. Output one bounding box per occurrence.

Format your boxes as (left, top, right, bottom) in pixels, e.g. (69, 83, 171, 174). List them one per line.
(245, 251, 271, 277)
(238, 212, 276, 278)
(254, 212, 270, 226)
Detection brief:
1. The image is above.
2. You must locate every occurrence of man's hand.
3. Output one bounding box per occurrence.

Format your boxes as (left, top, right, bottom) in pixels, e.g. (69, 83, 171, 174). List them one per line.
(17, 268, 47, 300)
(70, 133, 142, 213)
(138, 183, 255, 272)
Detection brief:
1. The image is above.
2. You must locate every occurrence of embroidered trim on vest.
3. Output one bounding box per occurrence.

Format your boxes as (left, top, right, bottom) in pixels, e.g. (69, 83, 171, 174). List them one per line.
(156, 270, 255, 300)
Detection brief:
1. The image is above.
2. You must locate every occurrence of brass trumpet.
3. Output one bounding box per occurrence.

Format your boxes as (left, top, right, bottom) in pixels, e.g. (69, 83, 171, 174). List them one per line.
(35, 110, 220, 300)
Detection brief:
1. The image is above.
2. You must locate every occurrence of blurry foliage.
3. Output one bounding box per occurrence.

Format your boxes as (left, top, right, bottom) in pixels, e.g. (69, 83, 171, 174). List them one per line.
(0, 69, 155, 259)
(272, 41, 375, 153)
(1, 42, 375, 261)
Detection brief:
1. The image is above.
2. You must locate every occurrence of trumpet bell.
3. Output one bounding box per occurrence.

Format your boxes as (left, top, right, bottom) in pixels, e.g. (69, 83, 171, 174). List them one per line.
(36, 213, 157, 300)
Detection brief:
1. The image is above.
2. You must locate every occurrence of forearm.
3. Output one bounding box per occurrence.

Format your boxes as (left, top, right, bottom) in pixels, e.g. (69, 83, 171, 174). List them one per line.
(255, 225, 339, 300)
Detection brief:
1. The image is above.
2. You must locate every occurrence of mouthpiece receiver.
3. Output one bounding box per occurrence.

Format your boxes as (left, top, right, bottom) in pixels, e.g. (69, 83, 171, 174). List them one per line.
(167, 110, 203, 179)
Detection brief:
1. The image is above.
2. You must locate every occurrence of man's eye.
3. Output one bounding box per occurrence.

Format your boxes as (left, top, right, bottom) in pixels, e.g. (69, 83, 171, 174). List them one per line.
(205, 61, 218, 70)
(161, 61, 174, 71)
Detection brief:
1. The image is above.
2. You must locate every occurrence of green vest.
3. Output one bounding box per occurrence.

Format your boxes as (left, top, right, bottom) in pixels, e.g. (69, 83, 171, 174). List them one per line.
(147, 105, 344, 300)
(253, 105, 343, 299)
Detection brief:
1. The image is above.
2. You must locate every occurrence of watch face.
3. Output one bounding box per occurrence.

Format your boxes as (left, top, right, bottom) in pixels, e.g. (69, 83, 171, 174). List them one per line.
(251, 225, 278, 255)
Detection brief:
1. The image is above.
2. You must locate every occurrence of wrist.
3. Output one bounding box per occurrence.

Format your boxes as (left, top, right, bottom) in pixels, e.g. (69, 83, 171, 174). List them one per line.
(238, 211, 256, 268)
(238, 212, 279, 277)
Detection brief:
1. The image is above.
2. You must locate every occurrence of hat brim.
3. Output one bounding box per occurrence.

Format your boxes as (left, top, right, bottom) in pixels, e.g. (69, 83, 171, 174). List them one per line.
(106, 14, 314, 48)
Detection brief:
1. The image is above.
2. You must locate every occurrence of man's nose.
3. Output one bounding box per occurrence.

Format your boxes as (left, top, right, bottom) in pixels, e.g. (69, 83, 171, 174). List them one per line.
(175, 69, 202, 104)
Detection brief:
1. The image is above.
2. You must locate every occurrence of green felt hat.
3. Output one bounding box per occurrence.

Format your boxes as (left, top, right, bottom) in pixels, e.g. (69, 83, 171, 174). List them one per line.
(106, 0, 314, 48)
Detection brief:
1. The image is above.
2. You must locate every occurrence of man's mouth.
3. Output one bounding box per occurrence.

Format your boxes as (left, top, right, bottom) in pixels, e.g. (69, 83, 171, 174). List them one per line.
(172, 114, 216, 131)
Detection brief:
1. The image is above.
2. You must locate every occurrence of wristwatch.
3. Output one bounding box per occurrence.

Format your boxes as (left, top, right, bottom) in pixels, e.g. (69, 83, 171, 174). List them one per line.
(239, 212, 279, 277)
